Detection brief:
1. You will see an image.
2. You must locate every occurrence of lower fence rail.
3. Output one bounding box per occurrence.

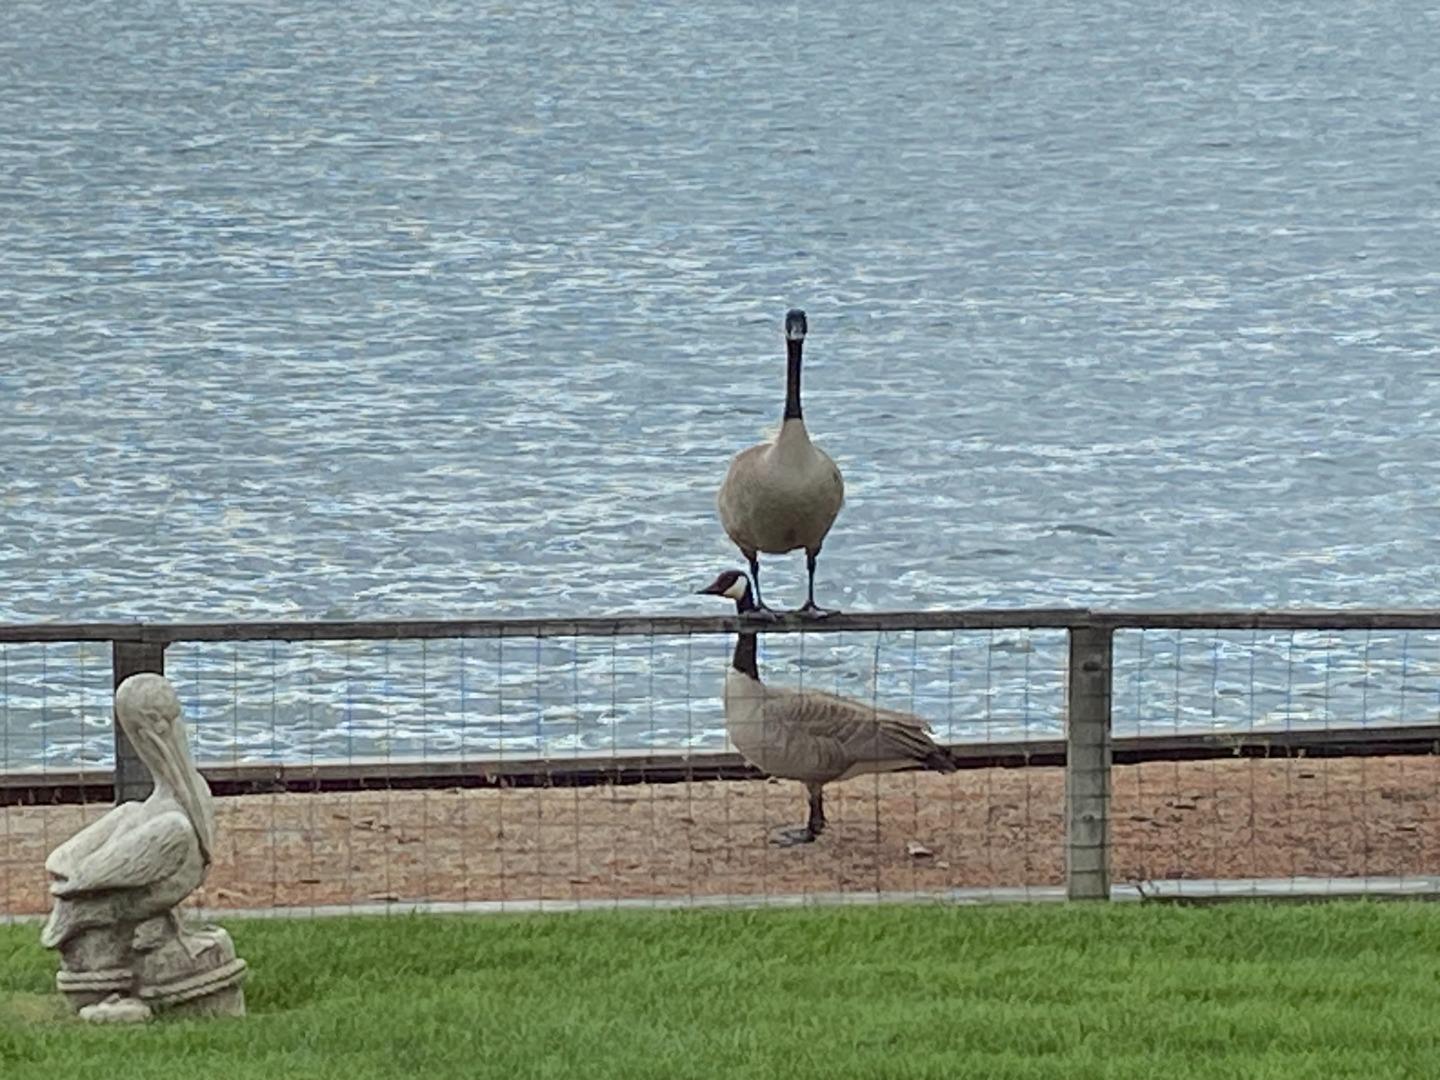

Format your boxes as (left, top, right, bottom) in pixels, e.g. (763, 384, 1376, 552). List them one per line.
(5, 724, 1437, 804)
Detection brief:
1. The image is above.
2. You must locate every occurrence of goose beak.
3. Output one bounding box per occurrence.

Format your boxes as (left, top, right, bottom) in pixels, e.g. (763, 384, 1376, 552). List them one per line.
(696, 574, 731, 596)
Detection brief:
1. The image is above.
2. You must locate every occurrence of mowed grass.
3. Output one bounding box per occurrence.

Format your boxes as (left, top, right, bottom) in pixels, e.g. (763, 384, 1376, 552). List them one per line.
(2, 901, 1438, 1079)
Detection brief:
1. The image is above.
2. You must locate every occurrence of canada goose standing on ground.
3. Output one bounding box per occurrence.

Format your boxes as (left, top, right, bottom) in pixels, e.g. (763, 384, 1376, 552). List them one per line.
(716, 308, 845, 618)
(697, 568, 958, 846)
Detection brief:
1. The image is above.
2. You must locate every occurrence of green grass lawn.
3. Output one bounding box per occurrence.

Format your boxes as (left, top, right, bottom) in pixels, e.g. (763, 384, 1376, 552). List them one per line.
(2, 900, 1438, 1079)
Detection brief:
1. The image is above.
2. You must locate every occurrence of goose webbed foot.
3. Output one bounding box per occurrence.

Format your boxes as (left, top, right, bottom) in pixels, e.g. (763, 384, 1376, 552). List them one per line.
(795, 601, 840, 619)
(769, 824, 820, 848)
(768, 786, 827, 846)
(741, 604, 781, 623)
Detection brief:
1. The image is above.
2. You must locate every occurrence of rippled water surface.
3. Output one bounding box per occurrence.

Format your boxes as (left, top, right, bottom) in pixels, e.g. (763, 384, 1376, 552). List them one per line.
(4, 1, 1440, 766)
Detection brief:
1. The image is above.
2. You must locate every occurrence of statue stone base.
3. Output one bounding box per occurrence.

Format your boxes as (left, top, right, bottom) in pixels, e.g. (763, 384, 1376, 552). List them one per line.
(55, 914, 247, 1023)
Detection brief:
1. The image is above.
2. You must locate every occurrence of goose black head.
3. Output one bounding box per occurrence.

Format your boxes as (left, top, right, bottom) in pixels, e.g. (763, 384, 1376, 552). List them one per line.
(784, 309, 807, 342)
(696, 569, 753, 609)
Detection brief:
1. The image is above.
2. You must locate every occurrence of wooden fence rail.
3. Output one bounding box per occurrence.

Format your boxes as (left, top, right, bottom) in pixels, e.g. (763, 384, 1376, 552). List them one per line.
(5, 605, 1440, 644)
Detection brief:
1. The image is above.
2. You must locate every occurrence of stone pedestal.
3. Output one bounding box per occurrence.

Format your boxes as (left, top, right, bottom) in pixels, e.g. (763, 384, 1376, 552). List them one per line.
(55, 914, 247, 1023)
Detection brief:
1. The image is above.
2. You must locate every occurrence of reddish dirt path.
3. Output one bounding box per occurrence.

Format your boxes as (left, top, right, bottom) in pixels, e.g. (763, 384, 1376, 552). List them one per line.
(4, 755, 1436, 916)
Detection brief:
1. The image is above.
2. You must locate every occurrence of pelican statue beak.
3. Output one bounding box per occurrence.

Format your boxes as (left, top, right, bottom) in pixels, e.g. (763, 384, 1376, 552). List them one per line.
(116, 674, 216, 865)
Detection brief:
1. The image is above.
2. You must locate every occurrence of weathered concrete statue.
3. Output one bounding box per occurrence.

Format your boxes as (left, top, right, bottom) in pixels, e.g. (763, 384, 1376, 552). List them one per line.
(41, 672, 247, 1022)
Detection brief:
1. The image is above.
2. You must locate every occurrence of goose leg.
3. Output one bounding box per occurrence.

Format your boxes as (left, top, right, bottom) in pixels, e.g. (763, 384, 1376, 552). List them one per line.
(806, 782, 827, 835)
(796, 548, 839, 618)
(770, 783, 826, 847)
(745, 552, 779, 621)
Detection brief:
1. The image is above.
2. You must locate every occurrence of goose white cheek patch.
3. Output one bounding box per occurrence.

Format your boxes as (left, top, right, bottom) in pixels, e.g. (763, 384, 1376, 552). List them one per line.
(724, 578, 749, 600)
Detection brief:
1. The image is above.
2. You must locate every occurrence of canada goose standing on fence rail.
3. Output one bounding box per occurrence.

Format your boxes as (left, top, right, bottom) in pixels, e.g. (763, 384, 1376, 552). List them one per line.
(697, 568, 958, 846)
(716, 308, 845, 618)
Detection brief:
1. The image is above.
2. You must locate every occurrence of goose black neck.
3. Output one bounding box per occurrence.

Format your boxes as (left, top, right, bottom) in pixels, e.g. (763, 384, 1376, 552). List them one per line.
(731, 630, 758, 679)
(731, 589, 759, 678)
(784, 339, 803, 421)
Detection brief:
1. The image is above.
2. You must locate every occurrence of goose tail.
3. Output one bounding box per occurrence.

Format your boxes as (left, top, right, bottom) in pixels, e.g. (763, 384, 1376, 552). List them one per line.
(923, 746, 959, 774)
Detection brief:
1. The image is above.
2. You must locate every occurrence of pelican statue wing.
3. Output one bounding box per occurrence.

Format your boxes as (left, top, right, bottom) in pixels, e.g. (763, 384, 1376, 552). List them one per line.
(50, 809, 197, 899)
(44, 803, 140, 882)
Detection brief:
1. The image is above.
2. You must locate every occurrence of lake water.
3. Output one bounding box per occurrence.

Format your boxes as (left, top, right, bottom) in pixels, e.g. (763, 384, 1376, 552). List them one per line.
(4, 0, 1440, 768)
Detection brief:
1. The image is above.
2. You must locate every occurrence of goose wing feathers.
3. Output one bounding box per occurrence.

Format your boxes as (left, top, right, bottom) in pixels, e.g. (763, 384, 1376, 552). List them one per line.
(759, 686, 955, 779)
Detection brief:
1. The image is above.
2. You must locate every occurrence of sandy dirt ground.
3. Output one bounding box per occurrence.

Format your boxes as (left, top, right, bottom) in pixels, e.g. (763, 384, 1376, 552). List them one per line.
(3, 755, 1436, 916)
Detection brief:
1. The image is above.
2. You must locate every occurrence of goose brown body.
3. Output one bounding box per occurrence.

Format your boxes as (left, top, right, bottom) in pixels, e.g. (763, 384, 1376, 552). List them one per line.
(717, 419, 844, 559)
(723, 668, 956, 786)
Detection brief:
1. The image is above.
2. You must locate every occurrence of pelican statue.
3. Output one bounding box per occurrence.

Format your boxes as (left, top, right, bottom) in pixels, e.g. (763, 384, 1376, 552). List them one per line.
(41, 672, 246, 1021)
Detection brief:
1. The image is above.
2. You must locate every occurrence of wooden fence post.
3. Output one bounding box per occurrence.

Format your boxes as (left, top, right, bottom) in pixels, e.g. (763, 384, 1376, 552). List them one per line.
(1065, 624, 1113, 900)
(112, 640, 167, 804)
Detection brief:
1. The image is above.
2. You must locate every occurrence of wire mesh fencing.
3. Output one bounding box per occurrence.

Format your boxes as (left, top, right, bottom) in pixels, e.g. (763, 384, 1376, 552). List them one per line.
(1, 625, 1069, 917)
(2, 616, 1438, 921)
(0, 641, 114, 921)
(1108, 628, 1440, 898)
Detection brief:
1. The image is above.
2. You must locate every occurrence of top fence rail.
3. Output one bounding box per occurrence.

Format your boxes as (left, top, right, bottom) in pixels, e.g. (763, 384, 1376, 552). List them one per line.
(5, 607, 1440, 644)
